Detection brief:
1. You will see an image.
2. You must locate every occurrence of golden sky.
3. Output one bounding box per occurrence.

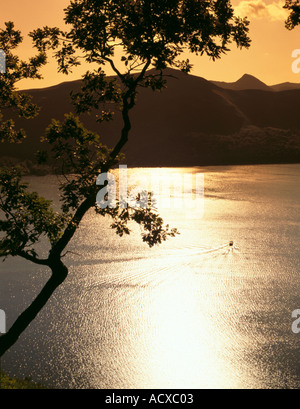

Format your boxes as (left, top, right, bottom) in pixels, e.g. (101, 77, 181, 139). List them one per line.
(1, 0, 300, 89)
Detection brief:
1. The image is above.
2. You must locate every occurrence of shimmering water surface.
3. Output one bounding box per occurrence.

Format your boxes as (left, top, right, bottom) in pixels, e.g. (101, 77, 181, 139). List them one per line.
(1, 164, 300, 389)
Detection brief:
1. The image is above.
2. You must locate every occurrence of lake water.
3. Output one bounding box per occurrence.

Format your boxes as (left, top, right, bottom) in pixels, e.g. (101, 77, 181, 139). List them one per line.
(1, 164, 300, 389)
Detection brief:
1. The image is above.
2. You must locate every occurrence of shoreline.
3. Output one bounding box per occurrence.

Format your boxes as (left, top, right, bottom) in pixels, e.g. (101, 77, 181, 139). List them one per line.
(0, 370, 47, 389)
(1, 158, 300, 177)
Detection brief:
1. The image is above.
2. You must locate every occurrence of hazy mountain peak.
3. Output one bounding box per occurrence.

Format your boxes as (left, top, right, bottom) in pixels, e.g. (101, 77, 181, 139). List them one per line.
(235, 73, 271, 91)
(211, 73, 271, 91)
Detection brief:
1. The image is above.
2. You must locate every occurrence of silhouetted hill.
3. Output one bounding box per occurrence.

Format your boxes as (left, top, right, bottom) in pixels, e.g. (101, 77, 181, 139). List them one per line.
(270, 82, 300, 91)
(1, 68, 300, 168)
(212, 74, 272, 91)
(211, 75, 300, 92)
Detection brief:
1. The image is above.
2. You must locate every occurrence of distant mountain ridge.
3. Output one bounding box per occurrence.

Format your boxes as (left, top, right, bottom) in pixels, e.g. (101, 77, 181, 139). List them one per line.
(270, 82, 300, 92)
(210, 73, 300, 92)
(1, 68, 300, 168)
(211, 74, 272, 91)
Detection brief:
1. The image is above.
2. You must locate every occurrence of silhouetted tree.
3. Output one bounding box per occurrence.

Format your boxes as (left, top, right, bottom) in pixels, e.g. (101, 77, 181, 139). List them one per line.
(0, 0, 251, 358)
(0, 22, 46, 143)
(284, 0, 300, 29)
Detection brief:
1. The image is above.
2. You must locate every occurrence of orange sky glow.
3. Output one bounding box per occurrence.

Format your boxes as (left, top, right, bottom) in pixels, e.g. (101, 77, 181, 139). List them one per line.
(1, 0, 300, 89)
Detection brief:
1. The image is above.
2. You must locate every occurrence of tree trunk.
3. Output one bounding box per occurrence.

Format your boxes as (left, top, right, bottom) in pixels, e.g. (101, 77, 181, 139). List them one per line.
(0, 259, 68, 358)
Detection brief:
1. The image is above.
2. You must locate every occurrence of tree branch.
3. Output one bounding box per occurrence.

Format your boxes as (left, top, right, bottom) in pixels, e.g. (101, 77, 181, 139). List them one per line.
(0, 260, 68, 357)
(103, 59, 152, 170)
(50, 195, 95, 258)
(102, 56, 126, 81)
(16, 250, 49, 266)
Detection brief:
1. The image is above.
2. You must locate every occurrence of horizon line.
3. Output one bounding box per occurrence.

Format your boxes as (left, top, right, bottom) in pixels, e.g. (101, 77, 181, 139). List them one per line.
(16, 67, 300, 92)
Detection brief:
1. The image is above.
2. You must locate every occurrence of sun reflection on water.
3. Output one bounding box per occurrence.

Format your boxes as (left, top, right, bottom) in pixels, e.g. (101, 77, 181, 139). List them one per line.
(2, 166, 300, 389)
(142, 270, 231, 389)
(101, 240, 243, 389)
